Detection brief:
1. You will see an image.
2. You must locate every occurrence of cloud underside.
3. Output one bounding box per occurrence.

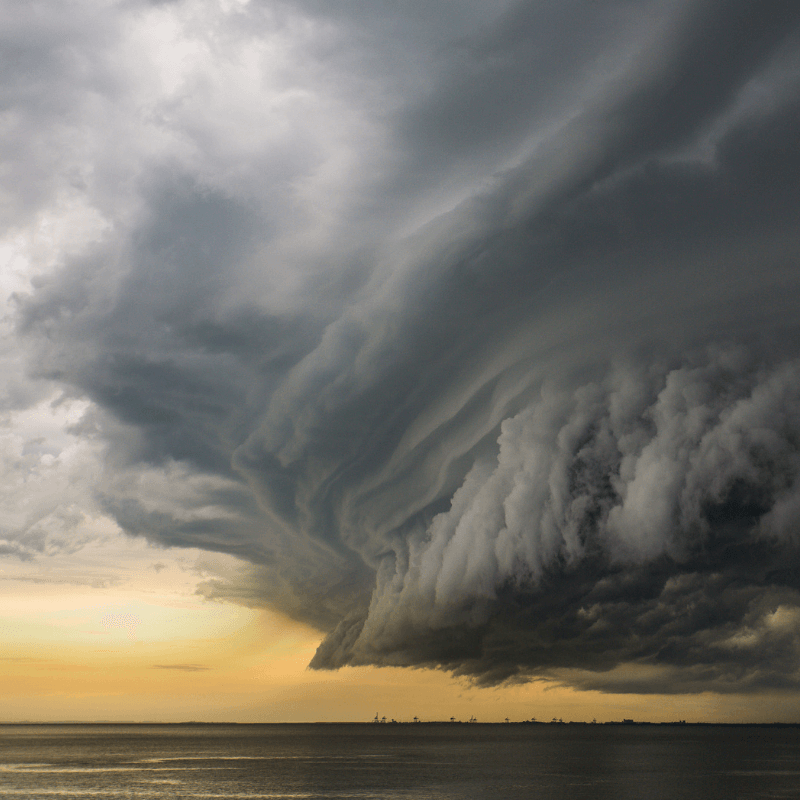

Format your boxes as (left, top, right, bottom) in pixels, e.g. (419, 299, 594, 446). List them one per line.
(10, 0, 800, 692)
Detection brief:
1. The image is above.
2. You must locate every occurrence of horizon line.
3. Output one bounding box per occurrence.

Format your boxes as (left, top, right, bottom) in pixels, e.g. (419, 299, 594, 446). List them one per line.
(3, 720, 800, 726)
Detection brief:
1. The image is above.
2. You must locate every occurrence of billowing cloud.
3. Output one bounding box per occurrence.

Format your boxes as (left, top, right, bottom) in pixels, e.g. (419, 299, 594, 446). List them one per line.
(6, 0, 800, 692)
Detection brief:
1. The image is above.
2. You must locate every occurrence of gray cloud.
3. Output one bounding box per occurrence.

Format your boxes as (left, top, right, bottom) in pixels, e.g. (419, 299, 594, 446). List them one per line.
(9, 0, 800, 693)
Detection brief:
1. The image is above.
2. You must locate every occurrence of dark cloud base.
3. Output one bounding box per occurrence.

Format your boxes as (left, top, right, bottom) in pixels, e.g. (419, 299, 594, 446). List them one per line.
(310, 351, 800, 693)
(316, 544, 800, 693)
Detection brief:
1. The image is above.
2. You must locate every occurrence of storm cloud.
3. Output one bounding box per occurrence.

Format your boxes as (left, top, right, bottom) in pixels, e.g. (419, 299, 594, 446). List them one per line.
(8, 0, 800, 692)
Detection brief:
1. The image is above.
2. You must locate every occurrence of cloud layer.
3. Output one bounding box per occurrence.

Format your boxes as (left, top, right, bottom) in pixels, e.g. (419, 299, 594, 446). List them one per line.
(6, 0, 800, 692)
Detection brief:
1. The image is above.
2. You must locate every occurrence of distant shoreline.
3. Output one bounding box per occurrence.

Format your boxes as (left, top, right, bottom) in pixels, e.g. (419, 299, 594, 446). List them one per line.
(2, 721, 799, 727)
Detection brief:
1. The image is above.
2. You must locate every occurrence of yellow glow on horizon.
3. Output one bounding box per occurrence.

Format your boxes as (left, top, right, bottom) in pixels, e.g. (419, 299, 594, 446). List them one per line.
(3, 540, 799, 725)
(3, 584, 799, 724)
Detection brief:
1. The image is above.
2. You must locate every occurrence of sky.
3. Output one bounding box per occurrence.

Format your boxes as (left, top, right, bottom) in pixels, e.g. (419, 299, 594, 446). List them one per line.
(2, 0, 800, 723)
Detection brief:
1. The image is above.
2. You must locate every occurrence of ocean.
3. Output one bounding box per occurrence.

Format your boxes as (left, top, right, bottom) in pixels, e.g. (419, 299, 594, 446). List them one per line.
(0, 723, 798, 799)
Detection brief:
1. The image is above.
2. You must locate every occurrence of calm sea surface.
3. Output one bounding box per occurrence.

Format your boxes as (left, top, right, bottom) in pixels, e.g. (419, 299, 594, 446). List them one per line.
(0, 723, 798, 799)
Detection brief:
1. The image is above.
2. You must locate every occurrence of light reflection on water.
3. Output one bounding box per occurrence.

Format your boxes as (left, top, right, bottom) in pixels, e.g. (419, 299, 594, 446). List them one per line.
(0, 723, 799, 799)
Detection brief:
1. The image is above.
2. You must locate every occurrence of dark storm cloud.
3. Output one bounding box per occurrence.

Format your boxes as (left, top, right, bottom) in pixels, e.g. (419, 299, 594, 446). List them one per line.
(12, 0, 800, 692)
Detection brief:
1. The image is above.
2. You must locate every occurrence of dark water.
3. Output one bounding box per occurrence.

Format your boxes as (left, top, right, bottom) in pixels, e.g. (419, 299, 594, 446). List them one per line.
(1, 723, 799, 799)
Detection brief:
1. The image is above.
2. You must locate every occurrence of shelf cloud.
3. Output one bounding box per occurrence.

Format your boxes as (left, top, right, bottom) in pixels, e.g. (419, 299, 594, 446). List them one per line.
(8, 0, 800, 692)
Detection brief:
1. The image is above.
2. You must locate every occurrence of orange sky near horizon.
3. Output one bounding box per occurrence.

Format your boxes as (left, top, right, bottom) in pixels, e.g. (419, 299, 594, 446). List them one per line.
(3, 554, 799, 725)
